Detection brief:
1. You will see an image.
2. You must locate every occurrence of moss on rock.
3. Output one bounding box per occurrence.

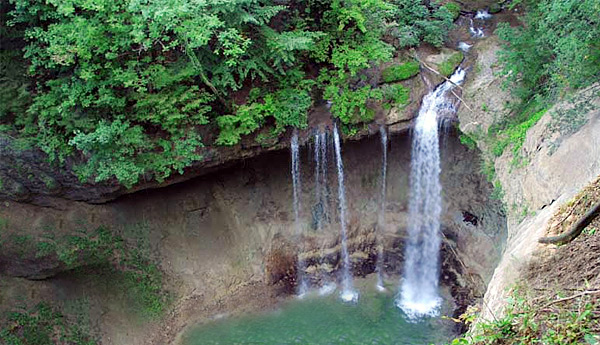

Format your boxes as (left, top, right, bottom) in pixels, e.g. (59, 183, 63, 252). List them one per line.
(381, 61, 420, 83)
(438, 51, 464, 77)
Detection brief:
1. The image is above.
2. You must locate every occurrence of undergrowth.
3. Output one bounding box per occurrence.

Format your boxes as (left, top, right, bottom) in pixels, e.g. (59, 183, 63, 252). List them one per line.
(485, 97, 548, 168)
(0, 303, 98, 345)
(3, 224, 168, 320)
(450, 286, 600, 345)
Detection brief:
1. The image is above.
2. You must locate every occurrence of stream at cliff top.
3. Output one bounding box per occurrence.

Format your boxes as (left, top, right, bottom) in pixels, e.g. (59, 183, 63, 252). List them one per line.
(181, 281, 455, 345)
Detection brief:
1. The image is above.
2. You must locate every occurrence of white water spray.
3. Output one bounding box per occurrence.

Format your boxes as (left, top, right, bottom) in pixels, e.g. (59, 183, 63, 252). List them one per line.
(376, 125, 388, 292)
(333, 124, 358, 303)
(469, 20, 485, 38)
(291, 130, 308, 296)
(475, 9, 492, 19)
(397, 68, 466, 319)
(458, 42, 472, 52)
(470, 9, 491, 38)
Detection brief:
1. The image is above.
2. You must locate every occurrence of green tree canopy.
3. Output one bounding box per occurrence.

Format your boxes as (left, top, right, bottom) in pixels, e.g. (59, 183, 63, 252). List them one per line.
(2, 0, 455, 187)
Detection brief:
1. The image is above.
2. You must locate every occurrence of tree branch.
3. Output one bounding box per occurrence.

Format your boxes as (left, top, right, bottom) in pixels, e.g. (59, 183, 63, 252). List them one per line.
(412, 52, 473, 112)
(539, 199, 600, 244)
(541, 290, 600, 309)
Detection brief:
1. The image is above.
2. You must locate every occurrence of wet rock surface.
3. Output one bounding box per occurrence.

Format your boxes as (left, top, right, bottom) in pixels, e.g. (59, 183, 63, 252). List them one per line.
(0, 130, 505, 344)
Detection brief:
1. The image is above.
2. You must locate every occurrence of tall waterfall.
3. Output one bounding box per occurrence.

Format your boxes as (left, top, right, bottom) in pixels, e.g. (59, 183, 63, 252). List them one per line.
(376, 125, 388, 292)
(397, 68, 466, 318)
(314, 131, 325, 231)
(291, 130, 308, 296)
(333, 124, 358, 302)
(314, 130, 337, 295)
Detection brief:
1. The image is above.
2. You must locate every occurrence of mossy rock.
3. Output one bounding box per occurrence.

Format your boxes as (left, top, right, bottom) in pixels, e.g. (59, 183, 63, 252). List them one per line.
(438, 51, 464, 77)
(489, 2, 502, 13)
(381, 61, 420, 83)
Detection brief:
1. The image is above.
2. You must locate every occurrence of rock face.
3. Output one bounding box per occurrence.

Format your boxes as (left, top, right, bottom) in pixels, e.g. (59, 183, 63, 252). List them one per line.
(479, 89, 600, 321)
(457, 0, 505, 12)
(0, 130, 506, 344)
(456, 28, 600, 321)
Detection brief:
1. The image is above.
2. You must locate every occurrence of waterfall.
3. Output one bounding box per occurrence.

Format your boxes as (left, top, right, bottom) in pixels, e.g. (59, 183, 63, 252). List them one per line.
(469, 19, 485, 38)
(397, 68, 466, 319)
(314, 132, 324, 231)
(291, 130, 308, 296)
(458, 42, 472, 52)
(333, 124, 358, 302)
(314, 130, 337, 295)
(376, 125, 388, 292)
(475, 9, 492, 19)
(319, 131, 329, 225)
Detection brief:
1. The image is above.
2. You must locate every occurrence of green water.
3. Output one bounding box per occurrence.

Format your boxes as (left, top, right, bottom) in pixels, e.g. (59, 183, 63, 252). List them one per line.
(181, 288, 455, 345)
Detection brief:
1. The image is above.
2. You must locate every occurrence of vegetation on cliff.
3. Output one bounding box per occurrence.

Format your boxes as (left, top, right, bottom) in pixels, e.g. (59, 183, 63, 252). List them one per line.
(450, 168, 600, 345)
(487, 0, 600, 159)
(451, 230, 600, 345)
(0, 302, 98, 345)
(0, 0, 457, 187)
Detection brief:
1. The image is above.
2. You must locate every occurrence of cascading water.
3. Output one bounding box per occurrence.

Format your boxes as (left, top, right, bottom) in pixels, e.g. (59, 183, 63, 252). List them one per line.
(314, 130, 337, 296)
(458, 42, 472, 52)
(470, 9, 492, 38)
(314, 131, 324, 231)
(376, 125, 388, 292)
(319, 131, 329, 224)
(333, 124, 358, 302)
(397, 68, 466, 319)
(291, 130, 308, 296)
(475, 9, 492, 19)
(469, 18, 485, 38)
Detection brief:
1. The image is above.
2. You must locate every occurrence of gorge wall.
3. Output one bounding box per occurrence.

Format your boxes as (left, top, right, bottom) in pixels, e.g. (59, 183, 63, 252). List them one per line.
(457, 33, 600, 321)
(0, 129, 506, 344)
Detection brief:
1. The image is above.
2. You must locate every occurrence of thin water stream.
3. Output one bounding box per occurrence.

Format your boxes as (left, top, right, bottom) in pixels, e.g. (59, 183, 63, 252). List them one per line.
(291, 130, 308, 295)
(376, 125, 388, 291)
(333, 124, 358, 302)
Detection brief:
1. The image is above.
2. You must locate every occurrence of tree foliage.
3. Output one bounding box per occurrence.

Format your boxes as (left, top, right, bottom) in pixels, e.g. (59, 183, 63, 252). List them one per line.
(496, 0, 600, 101)
(2, 0, 456, 187)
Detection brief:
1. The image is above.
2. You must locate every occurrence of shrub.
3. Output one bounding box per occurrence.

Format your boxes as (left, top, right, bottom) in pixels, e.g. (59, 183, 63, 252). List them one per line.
(449, 286, 600, 345)
(444, 2, 461, 20)
(380, 84, 411, 106)
(496, 0, 600, 101)
(325, 85, 382, 124)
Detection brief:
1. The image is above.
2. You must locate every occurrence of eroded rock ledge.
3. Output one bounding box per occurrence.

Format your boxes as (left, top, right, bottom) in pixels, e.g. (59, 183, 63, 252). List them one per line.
(0, 42, 472, 206)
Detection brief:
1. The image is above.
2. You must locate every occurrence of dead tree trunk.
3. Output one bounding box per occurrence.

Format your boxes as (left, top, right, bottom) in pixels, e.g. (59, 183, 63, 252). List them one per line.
(539, 199, 600, 245)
